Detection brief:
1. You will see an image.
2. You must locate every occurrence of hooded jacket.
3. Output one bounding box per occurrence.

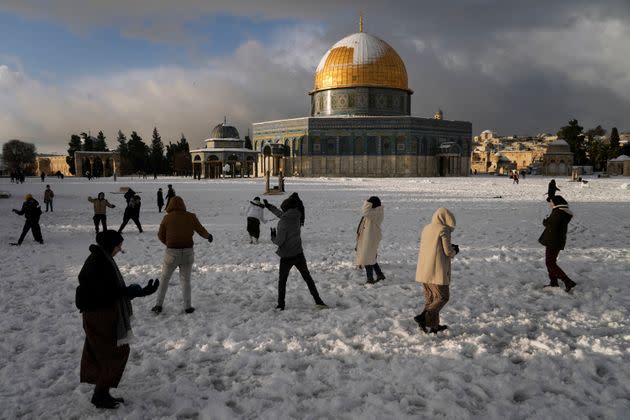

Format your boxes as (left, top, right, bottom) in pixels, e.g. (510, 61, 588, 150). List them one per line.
(416, 208, 457, 286)
(15, 198, 42, 222)
(355, 201, 384, 266)
(267, 203, 303, 258)
(158, 196, 209, 248)
(538, 205, 573, 250)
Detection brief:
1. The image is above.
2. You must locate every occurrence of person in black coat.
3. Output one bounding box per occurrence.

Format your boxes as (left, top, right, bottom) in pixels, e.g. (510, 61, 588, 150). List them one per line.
(11, 194, 43, 245)
(165, 184, 176, 208)
(157, 188, 164, 213)
(118, 195, 143, 233)
(76, 230, 159, 409)
(538, 195, 577, 292)
(546, 179, 560, 201)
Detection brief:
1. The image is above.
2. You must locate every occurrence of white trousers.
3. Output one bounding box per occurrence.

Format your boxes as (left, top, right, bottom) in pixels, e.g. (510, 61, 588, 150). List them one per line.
(156, 248, 194, 309)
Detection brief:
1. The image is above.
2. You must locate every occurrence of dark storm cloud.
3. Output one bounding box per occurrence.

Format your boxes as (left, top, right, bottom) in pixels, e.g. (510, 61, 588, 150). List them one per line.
(1, 0, 630, 151)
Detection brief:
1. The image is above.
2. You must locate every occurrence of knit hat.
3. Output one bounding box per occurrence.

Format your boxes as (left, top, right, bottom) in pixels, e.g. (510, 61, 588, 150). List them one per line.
(550, 195, 568, 206)
(25, 194, 33, 200)
(96, 230, 124, 254)
(367, 196, 381, 208)
(281, 193, 301, 211)
(253, 196, 261, 203)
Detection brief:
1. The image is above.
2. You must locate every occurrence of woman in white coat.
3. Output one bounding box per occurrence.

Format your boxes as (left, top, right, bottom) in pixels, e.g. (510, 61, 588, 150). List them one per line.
(414, 207, 459, 334)
(245, 197, 266, 243)
(355, 196, 386, 284)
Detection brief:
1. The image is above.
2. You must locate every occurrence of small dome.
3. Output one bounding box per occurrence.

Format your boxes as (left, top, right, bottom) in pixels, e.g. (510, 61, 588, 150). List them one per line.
(312, 32, 409, 93)
(547, 139, 571, 153)
(210, 123, 240, 139)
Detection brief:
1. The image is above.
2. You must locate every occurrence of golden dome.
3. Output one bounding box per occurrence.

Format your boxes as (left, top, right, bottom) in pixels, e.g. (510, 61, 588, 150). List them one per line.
(312, 32, 410, 93)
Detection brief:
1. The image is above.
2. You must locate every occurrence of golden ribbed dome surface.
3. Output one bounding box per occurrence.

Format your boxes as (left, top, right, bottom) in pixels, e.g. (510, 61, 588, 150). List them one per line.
(313, 32, 409, 93)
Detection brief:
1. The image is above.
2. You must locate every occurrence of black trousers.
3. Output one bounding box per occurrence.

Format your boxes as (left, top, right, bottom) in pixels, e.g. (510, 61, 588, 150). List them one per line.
(118, 214, 142, 233)
(93, 215, 107, 233)
(247, 217, 260, 239)
(45, 201, 53, 212)
(18, 220, 43, 244)
(278, 253, 323, 307)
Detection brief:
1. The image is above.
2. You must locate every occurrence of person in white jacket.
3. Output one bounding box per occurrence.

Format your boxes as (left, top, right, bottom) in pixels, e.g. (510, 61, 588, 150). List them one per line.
(245, 197, 266, 243)
(355, 196, 386, 284)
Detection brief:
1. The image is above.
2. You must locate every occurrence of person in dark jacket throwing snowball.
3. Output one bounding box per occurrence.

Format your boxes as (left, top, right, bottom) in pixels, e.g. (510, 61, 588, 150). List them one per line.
(264, 194, 326, 311)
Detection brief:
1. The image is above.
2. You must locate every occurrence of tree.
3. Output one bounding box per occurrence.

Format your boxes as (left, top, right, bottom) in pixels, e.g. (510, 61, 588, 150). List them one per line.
(166, 133, 192, 175)
(116, 130, 130, 175)
(584, 125, 607, 170)
(81, 133, 94, 151)
(557, 119, 585, 165)
(94, 131, 108, 151)
(127, 131, 150, 173)
(66, 134, 82, 175)
(150, 127, 166, 174)
(609, 127, 621, 159)
(2, 139, 36, 172)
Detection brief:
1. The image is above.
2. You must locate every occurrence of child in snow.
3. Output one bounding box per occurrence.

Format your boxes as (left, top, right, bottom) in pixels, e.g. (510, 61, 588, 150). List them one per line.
(355, 196, 386, 284)
(88, 193, 116, 234)
(76, 230, 159, 408)
(263, 195, 326, 311)
(43, 184, 54, 212)
(538, 195, 577, 292)
(157, 188, 164, 213)
(414, 208, 459, 334)
(245, 197, 266, 243)
(11, 194, 44, 245)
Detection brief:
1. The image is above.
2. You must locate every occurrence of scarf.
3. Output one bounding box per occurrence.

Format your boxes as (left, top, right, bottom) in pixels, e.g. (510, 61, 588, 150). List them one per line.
(100, 246, 134, 346)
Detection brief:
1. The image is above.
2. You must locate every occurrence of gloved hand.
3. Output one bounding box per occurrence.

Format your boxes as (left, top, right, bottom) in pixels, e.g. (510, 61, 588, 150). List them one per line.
(12, 209, 18, 214)
(112, 205, 116, 208)
(270, 227, 276, 240)
(125, 284, 143, 299)
(452, 244, 460, 254)
(207, 233, 213, 243)
(141, 279, 160, 296)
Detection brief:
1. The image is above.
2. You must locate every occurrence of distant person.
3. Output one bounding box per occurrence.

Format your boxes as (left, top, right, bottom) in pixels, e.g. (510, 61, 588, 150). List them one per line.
(414, 208, 459, 334)
(11, 194, 44, 245)
(546, 179, 560, 201)
(88, 193, 116, 234)
(165, 184, 176, 208)
(43, 184, 54, 212)
(538, 196, 576, 292)
(153, 196, 213, 314)
(40, 172, 45, 182)
(157, 188, 164, 213)
(245, 197, 266, 244)
(75, 230, 158, 409)
(123, 188, 135, 205)
(513, 171, 519, 184)
(263, 195, 326, 311)
(355, 196, 386, 284)
(118, 194, 143, 233)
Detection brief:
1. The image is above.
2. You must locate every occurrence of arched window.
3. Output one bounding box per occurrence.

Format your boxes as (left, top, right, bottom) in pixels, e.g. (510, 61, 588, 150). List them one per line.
(382, 137, 392, 155)
(339, 136, 352, 155)
(326, 137, 337, 155)
(367, 136, 378, 155)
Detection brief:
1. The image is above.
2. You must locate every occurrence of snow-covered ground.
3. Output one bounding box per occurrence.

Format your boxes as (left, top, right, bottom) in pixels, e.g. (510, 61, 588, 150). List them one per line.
(1, 175, 629, 419)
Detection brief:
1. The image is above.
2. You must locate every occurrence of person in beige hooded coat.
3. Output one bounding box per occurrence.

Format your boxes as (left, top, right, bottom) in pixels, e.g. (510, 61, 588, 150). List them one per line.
(414, 207, 459, 334)
(355, 196, 386, 284)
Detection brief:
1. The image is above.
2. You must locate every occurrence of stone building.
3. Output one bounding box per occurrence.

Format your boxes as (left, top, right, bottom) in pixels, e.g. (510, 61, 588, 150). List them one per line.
(190, 123, 259, 178)
(253, 24, 472, 177)
(35, 155, 71, 176)
(607, 155, 630, 176)
(542, 140, 573, 176)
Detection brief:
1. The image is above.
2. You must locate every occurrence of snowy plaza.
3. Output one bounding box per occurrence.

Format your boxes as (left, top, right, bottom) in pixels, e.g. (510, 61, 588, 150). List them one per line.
(1, 175, 629, 419)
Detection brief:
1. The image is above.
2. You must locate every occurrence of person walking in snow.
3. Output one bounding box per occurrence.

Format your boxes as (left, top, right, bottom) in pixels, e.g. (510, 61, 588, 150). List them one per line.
(152, 196, 213, 314)
(165, 184, 176, 208)
(88, 192, 116, 234)
(263, 195, 326, 311)
(538, 195, 577, 292)
(75, 230, 159, 409)
(355, 196, 386, 284)
(414, 208, 459, 334)
(157, 188, 164, 213)
(546, 179, 560, 201)
(11, 194, 44, 245)
(245, 197, 266, 243)
(40, 172, 45, 182)
(43, 184, 54, 212)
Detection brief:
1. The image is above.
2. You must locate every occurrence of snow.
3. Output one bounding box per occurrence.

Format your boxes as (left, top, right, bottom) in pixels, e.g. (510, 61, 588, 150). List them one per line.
(316, 32, 393, 71)
(1, 175, 629, 419)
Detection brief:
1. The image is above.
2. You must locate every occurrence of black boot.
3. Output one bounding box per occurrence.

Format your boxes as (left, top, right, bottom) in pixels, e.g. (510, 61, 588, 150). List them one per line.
(429, 325, 449, 334)
(564, 279, 577, 293)
(91, 391, 119, 409)
(414, 311, 427, 333)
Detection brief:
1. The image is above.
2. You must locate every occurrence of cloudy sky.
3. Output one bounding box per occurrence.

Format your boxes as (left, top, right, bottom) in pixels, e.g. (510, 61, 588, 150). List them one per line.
(1, 0, 629, 153)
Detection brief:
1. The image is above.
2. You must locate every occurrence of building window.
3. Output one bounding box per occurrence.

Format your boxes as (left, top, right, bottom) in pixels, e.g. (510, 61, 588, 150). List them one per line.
(367, 136, 379, 155)
(396, 136, 406, 153)
(326, 137, 336, 155)
(354, 137, 364, 155)
(382, 137, 392, 155)
(312, 137, 321, 154)
(340, 136, 351, 155)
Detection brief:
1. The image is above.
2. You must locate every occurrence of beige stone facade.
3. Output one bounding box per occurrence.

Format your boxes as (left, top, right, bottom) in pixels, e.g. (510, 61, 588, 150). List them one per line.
(35, 155, 71, 176)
